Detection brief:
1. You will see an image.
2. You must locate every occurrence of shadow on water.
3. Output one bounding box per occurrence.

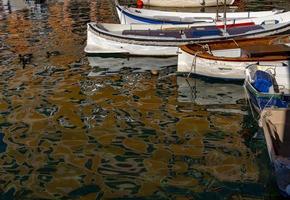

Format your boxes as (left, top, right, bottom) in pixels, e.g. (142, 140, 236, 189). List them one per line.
(0, 0, 289, 199)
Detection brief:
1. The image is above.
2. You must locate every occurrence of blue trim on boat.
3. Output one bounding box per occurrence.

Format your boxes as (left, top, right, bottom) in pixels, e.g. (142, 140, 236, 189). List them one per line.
(116, 5, 194, 25)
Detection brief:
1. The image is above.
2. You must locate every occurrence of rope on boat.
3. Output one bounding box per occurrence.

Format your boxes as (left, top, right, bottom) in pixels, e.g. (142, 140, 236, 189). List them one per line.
(261, 95, 275, 111)
(243, 83, 260, 122)
(187, 51, 201, 78)
(195, 43, 212, 54)
(231, 38, 239, 48)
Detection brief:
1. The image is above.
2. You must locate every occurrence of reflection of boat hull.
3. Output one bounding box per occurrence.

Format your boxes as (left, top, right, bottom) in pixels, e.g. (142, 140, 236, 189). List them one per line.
(177, 76, 244, 105)
(141, 0, 235, 7)
(260, 109, 290, 197)
(116, 4, 284, 25)
(177, 36, 290, 80)
(244, 64, 290, 113)
(87, 55, 177, 75)
(6, 0, 28, 11)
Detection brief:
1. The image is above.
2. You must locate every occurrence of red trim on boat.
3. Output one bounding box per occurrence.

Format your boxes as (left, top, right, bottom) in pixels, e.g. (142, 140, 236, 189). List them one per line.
(216, 22, 255, 29)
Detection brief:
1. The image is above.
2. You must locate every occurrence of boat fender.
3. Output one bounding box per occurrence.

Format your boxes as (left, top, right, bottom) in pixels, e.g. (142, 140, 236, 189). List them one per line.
(137, 0, 143, 8)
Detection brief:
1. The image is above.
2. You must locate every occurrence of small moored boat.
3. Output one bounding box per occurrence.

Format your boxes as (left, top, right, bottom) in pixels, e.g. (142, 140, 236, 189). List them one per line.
(116, 3, 285, 25)
(139, 0, 235, 7)
(85, 20, 290, 56)
(177, 35, 290, 79)
(244, 64, 290, 113)
(260, 108, 290, 197)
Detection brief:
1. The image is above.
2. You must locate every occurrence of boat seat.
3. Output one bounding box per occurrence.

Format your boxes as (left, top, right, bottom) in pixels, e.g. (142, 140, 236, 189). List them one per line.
(227, 25, 264, 36)
(184, 26, 222, 38)
(122, 29, 182, 38)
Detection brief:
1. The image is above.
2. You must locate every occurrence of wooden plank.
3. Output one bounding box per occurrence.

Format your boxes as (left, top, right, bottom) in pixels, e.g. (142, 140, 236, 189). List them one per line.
(241, 44, 290, 58)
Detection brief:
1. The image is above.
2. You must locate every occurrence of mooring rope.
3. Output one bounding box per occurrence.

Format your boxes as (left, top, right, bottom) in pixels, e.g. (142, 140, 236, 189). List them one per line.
(187, 51, 201, 78)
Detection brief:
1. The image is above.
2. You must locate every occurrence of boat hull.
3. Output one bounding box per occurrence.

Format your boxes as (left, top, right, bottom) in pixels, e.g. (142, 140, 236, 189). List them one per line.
(85, 26, 179, 56)
(116, 5, 285, 25)
(177, 48, 290, 80)
(85, 22, 290, 57)
(141, 0, 235, 7)
(260, 109, 290, 197)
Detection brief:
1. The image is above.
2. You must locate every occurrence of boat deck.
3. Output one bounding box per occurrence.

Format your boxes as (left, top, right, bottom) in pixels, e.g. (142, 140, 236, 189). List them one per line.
(122, 25, 264, 39)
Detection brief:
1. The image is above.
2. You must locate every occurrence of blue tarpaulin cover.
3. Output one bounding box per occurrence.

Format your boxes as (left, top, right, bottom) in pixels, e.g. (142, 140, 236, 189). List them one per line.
(253, 70, 273, 93)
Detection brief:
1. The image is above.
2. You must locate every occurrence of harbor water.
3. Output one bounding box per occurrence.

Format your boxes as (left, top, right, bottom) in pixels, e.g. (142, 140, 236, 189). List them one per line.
(0, 0, 290, 199)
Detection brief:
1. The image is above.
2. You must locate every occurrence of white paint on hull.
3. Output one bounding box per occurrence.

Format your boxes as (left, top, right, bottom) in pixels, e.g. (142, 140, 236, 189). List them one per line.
(116, 5, 285, 25)
(142, 0, 235, 7)
(85, 26, 179, 56)
(177, 49, 289, 79)
(85, 22, 290, 58)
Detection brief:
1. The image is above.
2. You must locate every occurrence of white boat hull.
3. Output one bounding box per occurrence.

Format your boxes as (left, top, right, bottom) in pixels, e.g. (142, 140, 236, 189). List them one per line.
(142, 0, 235, 7)
(177, 49, 289, 79)
(85, 27, 179, 56)
(85, 20, 290, 57)
(116, 4, 285, 25)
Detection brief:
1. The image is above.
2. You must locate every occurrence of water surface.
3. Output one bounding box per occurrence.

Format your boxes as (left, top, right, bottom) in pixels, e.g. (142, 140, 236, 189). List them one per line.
(0, 0, 289, 199)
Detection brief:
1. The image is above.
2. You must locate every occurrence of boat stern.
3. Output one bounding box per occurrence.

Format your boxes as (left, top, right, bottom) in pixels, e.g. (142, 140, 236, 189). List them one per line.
(177, 47, 195, 73)
(84, 23, 129, 55)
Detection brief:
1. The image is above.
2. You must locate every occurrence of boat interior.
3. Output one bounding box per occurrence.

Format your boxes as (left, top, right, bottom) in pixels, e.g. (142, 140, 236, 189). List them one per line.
(263, 109, 290, 157)
(181, 35, 290, 60)
(94, 23, 286, 40)
(121, 25, 264, 39)
(248, 65, 290, 95)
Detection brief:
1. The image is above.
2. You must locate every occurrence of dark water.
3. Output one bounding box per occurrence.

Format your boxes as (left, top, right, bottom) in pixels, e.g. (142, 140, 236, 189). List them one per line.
(0, 0, 289, 199)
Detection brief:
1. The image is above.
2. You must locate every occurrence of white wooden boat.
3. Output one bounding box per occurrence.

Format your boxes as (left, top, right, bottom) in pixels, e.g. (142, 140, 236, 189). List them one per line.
(116, 3, 284, 25)
(177, 35, 290, 80)
(260, 108, 290, 197)
(85, 13, 290, 56)
(140, 0, 235, 7)
(244, 64, 290, 113)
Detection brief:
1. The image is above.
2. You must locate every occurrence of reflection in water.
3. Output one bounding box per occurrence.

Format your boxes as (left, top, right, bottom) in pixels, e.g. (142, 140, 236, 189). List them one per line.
(87, 55, 177, 76)
(177, 76, 244, 105)
(0, 0, 288, 199)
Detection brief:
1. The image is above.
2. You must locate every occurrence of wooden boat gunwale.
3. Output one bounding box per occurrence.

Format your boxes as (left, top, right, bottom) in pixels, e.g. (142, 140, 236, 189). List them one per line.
(245, 79, 287, 99)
